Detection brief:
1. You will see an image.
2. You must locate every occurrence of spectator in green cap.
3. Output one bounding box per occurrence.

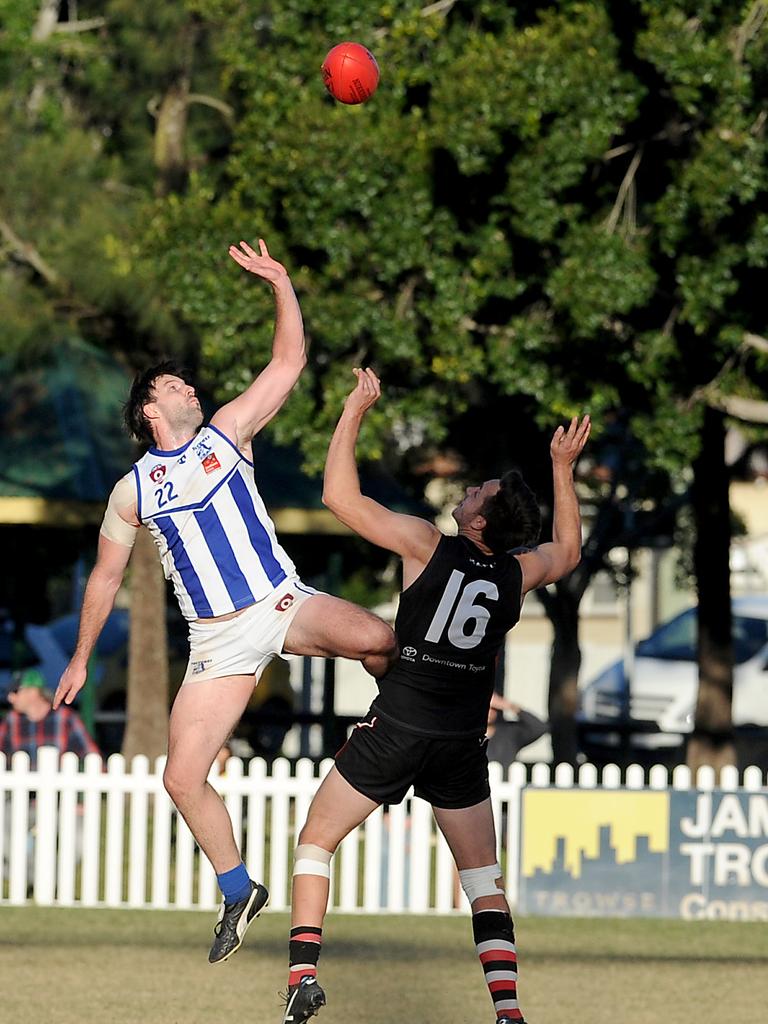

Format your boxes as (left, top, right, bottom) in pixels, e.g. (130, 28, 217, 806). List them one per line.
(2, 665, 102, 885)
(1, 666, 100, 769)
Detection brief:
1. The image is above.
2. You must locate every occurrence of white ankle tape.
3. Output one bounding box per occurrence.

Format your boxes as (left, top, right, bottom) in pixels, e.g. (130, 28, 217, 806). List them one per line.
(459, 862, 503, 903)
(293, 843, 332, 879)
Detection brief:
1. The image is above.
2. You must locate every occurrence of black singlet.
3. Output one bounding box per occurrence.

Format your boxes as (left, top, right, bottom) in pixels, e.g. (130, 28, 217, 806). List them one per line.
(372, 535, 524, 738)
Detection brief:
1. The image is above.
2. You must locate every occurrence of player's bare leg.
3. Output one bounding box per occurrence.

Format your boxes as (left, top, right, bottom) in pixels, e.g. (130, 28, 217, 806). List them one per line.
(281, 767, 379, 1023)
(283, 593, 398, 678)
(432, 799, 508, 912)
(434, 799, 525, 1023)
(292, 766, 378, 926)
(164, 674, 254, 869)
(164, 674, 268, 964)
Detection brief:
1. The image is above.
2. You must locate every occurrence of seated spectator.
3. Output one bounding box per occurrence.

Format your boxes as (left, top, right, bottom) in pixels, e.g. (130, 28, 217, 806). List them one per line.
(0, 666, 101, 767)
(486, 700, 548, 769)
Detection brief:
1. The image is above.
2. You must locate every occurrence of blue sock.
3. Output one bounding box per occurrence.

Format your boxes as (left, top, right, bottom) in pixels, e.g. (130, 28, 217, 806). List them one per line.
(217, 862, 252, 906)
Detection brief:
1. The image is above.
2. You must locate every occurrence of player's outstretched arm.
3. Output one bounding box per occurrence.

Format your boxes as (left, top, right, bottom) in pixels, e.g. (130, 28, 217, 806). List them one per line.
(516, 415, 591, 594)
(323, 368, 440, 562)
(54, 483, 139, 709)
(211, 238, 307, 448)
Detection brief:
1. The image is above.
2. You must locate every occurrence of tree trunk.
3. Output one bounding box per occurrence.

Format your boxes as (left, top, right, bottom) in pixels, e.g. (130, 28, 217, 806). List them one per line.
(154, 78, 191, 197)
(32, 0, 60, 42)
(541, 580, 582, 766)
(687, 405, 735, 774)
(537, 499, 625, 767)
(152, 19, 200, 197)
(122, 527, 170, 763)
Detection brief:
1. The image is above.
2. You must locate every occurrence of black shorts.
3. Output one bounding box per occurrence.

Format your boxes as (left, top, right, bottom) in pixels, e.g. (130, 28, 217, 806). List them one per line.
(334, 710, 491, 810)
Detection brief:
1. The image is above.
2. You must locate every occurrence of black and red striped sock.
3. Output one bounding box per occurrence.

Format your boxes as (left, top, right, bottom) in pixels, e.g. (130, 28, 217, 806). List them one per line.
(472, 910, 523, 1022)
(288, 925, 323, 988)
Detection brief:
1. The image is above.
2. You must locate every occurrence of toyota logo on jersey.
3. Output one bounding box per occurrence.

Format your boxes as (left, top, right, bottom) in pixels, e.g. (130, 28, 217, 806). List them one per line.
(149, 465, 166, 483)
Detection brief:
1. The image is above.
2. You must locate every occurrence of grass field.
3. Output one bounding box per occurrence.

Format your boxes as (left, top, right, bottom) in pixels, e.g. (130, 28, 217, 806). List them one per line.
(3, 907, 766, 1023)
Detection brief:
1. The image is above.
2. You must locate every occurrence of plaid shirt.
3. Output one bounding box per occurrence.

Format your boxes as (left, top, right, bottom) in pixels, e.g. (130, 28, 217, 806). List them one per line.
(0, 707, 101, 768)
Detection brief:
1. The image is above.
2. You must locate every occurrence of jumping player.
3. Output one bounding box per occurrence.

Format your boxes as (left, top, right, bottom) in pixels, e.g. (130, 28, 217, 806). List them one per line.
(281, 368, 590, 1024)
(54, 246, 397, 964)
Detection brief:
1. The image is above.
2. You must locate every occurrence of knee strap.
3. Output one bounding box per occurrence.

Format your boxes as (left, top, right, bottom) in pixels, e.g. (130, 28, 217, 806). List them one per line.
(459, 862, 504, 903)
(293, 843, 332, 879)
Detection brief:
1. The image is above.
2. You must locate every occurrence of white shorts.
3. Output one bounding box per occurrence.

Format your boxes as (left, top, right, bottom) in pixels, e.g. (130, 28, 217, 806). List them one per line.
(182, 578, 319, 684)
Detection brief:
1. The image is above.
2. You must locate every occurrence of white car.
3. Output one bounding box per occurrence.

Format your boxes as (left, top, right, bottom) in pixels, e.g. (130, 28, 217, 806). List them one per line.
(577, 595, 768, 762)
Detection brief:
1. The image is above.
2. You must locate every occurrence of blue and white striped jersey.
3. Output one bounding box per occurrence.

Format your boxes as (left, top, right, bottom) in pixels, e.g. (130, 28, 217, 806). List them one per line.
(133, 425, 296, 620)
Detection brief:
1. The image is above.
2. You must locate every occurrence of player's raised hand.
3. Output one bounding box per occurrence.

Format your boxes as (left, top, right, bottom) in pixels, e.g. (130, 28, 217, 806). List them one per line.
(228, 238, 288, 284)
(343, 367, 381, 417)
(551, 414, 590, 467)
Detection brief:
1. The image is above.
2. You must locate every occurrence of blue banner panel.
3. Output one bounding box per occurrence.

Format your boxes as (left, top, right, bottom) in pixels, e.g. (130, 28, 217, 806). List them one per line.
(669, 791, 768, 921)
(518, 789, 768, 919)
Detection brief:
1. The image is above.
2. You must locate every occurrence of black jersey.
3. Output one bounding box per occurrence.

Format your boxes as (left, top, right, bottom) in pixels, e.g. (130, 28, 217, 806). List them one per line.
(372, 535, 524, 738)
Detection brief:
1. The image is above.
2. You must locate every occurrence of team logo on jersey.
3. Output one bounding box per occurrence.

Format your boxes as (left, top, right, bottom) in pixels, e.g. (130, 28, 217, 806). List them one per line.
(402, 646, 417, 659)
(202, 452, 221, 474)
(192, 437, 213, 460)
(275, 593, 295, 612)
(149, 465, 166, 483)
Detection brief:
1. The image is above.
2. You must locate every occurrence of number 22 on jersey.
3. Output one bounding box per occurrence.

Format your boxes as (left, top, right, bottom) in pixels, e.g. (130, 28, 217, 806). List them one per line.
(154, 481, 178, 508)
(425, 569, 499, 650)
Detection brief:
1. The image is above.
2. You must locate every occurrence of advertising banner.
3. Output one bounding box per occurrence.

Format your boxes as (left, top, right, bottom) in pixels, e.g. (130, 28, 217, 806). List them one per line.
(518, 788, 768, 920)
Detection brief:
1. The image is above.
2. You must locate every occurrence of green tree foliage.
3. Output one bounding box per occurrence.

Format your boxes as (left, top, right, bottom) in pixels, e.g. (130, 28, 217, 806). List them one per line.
(4, 1, 765, 455)
(142, 1, 648, 467)
(135, 1, 767, 478)
(0, 0, 225, 362)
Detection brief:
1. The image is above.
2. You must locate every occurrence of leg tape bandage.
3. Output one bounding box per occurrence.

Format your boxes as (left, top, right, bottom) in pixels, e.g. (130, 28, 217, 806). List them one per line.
(459, 862, 504, 903)
(293, 843, 332, 879)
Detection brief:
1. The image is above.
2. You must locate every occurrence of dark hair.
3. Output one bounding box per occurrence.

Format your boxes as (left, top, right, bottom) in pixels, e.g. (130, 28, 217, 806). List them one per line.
(480, 470, 541, 554)
(123, 360, 190, 444)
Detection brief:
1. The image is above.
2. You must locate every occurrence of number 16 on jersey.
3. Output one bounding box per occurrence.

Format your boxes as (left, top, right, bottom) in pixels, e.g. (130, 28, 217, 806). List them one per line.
(425, 570, 499, 650)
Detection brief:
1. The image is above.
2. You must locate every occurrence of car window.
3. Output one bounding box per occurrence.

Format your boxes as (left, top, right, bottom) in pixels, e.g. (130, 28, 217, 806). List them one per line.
(636, 610, 768, 664)
(637, 609, 697, 661)
(733, 616, 768, 664)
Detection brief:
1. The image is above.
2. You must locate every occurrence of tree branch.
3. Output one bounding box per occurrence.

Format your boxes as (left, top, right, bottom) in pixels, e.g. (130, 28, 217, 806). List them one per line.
(743, 332, 768, 355)
(602, 142, 635, 161)
(732, 1, 768, 63)
(32, 2, 106, 40)
(711, 394, 768, 424)
(421, 0, 458, 16)
(0, 212, 61, 287)
(53, 17, 107, 34)
(187, 93, 234, 125)
(372, 0, 456, 38)
(604, 147, 643, 235)
(692, 332, 768, 421)
(148, 92, 233, 126)
(394, 275, 419, 319)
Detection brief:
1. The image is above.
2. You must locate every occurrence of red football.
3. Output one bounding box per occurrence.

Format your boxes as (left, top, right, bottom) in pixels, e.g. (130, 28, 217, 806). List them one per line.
(321, 42, 380, 105)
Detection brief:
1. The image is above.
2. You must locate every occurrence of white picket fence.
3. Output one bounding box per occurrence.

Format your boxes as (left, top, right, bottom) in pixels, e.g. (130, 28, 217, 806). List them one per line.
(1, 747, 765, 912)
